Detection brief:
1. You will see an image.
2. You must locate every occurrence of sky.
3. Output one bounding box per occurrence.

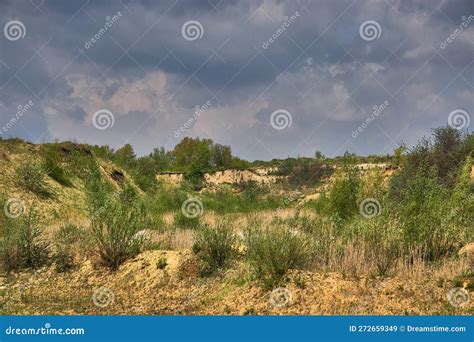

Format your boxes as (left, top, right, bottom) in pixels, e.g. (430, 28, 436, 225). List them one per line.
(0, 0, 472, 160)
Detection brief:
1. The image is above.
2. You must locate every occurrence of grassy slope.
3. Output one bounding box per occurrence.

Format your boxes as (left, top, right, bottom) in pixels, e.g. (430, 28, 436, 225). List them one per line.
(0, 140, 139, 231)
(0, 140, 472, 315)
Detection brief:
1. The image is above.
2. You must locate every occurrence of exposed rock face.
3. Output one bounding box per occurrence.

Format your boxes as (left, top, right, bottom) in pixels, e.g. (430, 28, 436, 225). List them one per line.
(156, 168, 282, 186)
(156, 172, 184, 185)
(156, 164, 398, 187)
(204, 168, 281, 185)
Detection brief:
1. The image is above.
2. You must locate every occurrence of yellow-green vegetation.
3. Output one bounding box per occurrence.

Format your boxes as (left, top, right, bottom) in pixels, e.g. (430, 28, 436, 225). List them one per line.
(0, 126, 472, 315)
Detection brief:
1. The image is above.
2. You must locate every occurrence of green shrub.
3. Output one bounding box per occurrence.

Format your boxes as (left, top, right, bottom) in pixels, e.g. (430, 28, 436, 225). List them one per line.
(15, 162, 51, 197)
(244, 226, 311, 288)
(52, 223, 85, 272)
(54, 223, 84, 245)
(0, 205, 50, 272)
(53, 245, 74, 273)
(86, 177, 147, 269)
(192, 220, 238, 275)
(184, 169, 205, 191)
(156, 257, 168, 270)
(326, 167, 361, 221)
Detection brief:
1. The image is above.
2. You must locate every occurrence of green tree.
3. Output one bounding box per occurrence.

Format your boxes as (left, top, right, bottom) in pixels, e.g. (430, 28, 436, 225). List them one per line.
(173, 137, 212, 171)
(393, 143, 406, 167)
(314, 150, 325, 160)
(210, 144, 233, 168)
(113, 144, 136, 169)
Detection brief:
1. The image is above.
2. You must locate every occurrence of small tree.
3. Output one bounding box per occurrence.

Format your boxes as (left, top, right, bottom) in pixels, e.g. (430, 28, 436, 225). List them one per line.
(314, 150, 325, 160)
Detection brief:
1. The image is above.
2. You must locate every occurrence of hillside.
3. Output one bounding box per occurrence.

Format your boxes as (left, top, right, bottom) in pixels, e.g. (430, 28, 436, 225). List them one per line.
(0, 140, 141, 229)
(0, 130, 473, 315)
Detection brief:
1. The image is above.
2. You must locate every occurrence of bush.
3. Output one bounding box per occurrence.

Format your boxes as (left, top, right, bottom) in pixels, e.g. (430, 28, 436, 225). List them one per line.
(389, 162, 456, 259)
(156, 257, 168, 270)
(52, 223, 85, 272)
(15, 162, 51, 197)
(244, 226, 311, 288)
(326, 167, 361, 221)
(87, 178, 147, 269)
(0, 205, 50, 272)
(53, 245, 74, 273)
(192, 221, 238, 275)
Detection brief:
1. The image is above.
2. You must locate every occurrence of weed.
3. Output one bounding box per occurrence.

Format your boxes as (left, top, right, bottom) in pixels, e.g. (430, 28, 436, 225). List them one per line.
(157, 257, 168, 270)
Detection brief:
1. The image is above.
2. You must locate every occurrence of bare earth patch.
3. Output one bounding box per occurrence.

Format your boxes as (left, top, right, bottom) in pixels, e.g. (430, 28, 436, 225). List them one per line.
(1, 250, 471, 316)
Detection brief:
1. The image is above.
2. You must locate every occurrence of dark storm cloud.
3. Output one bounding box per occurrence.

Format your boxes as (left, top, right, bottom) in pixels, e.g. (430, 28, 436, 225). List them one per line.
(0, 0, 472, 159)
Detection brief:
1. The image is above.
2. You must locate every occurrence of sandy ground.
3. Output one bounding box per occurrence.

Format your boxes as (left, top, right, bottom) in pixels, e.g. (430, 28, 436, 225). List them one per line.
(1, 249, 472, 316)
